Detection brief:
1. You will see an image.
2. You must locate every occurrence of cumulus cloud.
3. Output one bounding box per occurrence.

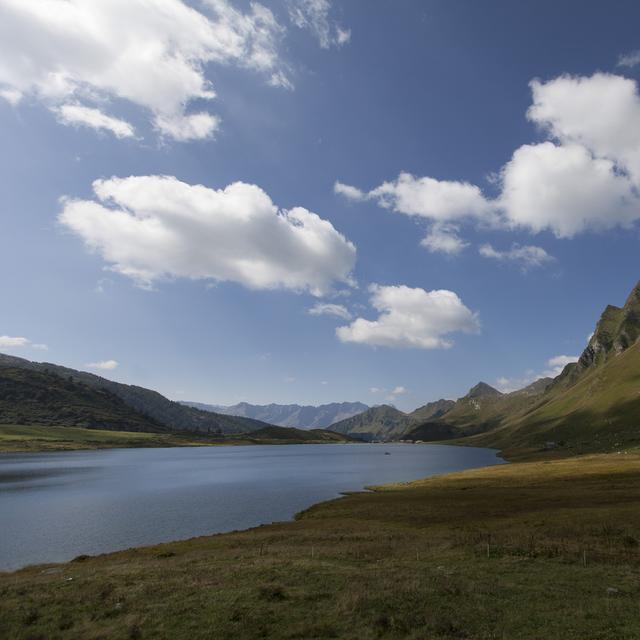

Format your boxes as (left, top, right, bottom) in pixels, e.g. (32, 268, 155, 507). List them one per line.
(337, 72, 640, 243)
(0, 0, 288, 140)
(55, 105, 136, 139)
(336, 173, 492, 222)
(479, 243, 554, 270)
(336, 284, 479, 349)
(288, 0, 350, 48)
(421, 224, 469, 255)
(499, 141, 637, 237)
(86, 359, 119, 370)
(308, 302, 352, 320)
(59, 175, 356, 296)
(0, 336, 48, 350)
(528, 73, 640, 186)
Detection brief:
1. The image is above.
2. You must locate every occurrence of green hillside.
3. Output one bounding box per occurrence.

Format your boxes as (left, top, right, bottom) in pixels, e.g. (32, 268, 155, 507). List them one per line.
(406, 398, 455, 423)
(0, 367, 162, 432)
(329, 405, 409, 441)
(0, 353, 269, 435)
(471, 339, 640, 456)
(405, 281, 640, 457)
(404, 379, 552, 443)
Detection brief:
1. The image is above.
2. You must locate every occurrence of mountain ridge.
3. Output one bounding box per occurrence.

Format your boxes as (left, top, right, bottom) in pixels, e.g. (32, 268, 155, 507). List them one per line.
(0, 353, 269, 435)
(182, 400, 368, 429)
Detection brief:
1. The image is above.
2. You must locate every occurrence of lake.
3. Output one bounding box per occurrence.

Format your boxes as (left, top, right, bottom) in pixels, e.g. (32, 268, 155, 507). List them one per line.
(0, 443, 503, 570)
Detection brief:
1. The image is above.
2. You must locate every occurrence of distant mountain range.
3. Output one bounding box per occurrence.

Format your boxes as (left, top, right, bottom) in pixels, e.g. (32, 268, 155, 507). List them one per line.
(332, 280, 640, 456)
(181, 401, 369, 429)
(0, 354, 269, 435)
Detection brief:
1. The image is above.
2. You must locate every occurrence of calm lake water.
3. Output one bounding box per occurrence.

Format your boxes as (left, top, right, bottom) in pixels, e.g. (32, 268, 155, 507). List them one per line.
(0, 443, 502, 571)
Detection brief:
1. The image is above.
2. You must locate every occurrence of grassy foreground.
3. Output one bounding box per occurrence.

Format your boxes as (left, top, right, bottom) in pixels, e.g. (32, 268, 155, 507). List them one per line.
(0, 424, 354, 452)
(2, 453, 640, 639)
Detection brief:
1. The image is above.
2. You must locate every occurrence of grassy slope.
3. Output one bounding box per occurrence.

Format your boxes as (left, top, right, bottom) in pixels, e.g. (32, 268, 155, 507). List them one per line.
(469, 340, 640, 458)
(0, 354, 269, 435)
(0, 424, 356, 452)
(2, 453, 640, 639)
(0, 367, 163, 433)
(330, 405, 409, 441)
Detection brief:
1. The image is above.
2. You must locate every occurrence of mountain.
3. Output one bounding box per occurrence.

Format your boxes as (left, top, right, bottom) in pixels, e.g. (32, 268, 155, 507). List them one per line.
(329, 405, 409, 441)
(0, 367, 162, 432)
(403, 380, 548, 443)
(0, 353, 269, 435)
(555, 282, 640, 387)
(405, 280, 640, 456)
(465, 281, 640, 455)
(182, 401, 369, 429)
(408, 399, 456, 423)
(245, 425, 359, 443)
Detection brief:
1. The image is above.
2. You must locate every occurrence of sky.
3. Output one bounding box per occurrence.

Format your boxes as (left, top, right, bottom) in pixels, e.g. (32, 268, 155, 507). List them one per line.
(1, 0, 640, 412)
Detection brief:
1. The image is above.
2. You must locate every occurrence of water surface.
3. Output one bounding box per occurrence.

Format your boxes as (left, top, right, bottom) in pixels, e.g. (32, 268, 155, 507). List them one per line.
(0, 443, 502, 570)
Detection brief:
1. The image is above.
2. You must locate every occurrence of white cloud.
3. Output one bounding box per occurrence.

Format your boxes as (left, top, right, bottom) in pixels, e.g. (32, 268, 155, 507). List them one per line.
(0, 87, 21, 105)
(308, 302, 352, 320)
(284, 376, 295, 383)
(528, 73, 640, 186)
(333, 181, 366, 202)
(337, 72, 640, 244)
(288, 0, 350, 48)
(618, 50, 640, 68)
(499, 142, 637, 237)
(369, 387, 383, 394)
(59, 175, 356, 296)
(86, 359, 119, 371)
(0, 336, 30, 348)
(0, 0, 288, 140)
(337, 172, 492, 222)
(386, 385, 408, 402)
(421, 224, 469, 255)
(479, 243, 554, 269)
(336, 284, 479, 349)
(0, 336, 48, 350)
(55, 104, 136, 139)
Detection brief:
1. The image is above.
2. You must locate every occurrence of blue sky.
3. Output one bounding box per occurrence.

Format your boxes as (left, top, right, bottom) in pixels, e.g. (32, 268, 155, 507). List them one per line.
(1, 0, 640, 411)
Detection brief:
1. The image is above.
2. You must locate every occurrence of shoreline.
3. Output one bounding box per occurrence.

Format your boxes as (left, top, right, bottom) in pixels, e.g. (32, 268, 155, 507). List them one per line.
(0, 423, 359, 454)
(2, 451, 639, 638)
(0, 442, 504, 573)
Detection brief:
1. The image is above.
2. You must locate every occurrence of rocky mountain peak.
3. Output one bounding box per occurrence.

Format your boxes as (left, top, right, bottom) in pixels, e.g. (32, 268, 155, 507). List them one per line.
(466, 382, 501, 399)
(578, 283, 640, 371)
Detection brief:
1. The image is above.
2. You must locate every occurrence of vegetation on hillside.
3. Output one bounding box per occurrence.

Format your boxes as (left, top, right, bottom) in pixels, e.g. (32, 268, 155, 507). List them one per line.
(0, 354, 269, 435)
(0, 368, 162, 433)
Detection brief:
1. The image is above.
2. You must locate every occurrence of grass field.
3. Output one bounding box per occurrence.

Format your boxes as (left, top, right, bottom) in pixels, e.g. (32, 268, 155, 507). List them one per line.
(2, 452, 640, 639)
(0, 424, 356, 453)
